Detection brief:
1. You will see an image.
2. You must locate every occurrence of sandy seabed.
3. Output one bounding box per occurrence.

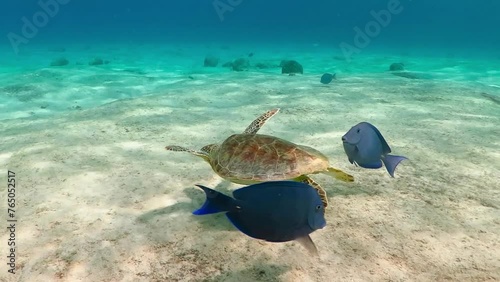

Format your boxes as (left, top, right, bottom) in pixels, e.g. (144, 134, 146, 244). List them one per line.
(1, 57, 500, 281)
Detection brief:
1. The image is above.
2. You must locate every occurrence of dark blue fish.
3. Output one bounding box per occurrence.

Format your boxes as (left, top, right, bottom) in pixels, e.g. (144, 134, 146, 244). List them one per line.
(342, 122, 407, 177)
(193, 181, 326, 255)
(320, 73, 336, 84)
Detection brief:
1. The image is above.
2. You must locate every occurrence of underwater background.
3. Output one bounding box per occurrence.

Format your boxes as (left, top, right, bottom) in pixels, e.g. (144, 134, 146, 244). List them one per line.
(2, 0, 500, 48)
(1, 0, 500, 120)
(1, 1, 499, 281)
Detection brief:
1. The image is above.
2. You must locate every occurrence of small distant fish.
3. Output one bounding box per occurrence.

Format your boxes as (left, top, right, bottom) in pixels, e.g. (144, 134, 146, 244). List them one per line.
(320, 73, 336, 84)
(193, 181, 326, 255)
(342, 122, 407, 177)
(248, 52, 254, 57)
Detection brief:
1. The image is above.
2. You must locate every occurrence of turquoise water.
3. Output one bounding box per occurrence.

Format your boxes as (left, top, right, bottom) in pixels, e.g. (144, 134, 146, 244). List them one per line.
(1, 42, 499, 120)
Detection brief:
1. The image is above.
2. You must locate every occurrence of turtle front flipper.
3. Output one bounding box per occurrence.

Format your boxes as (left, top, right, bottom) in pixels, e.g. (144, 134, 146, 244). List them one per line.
(165, 145, 210, 162)
(243, 108, 280, 134)
(295, 175, 328, 209)
(323, 167, 354, 182)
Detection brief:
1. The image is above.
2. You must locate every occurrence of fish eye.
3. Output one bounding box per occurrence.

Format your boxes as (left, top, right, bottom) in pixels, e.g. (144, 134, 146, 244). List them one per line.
(315, 205, 322, 210)
(356, 128, 360, 133)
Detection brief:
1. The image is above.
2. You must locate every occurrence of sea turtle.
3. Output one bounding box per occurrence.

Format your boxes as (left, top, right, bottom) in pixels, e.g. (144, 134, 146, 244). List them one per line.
(165, 108, 354, 208)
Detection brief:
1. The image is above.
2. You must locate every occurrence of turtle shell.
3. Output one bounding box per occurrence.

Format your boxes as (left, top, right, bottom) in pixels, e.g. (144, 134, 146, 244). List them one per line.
(210, 134, 329, 183)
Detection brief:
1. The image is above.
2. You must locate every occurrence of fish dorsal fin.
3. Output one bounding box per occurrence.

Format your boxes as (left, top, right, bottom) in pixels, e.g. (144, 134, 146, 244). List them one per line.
(243, 108, 280, 134)
(365, 122, 391, 154)
(232, 181, 307, 202)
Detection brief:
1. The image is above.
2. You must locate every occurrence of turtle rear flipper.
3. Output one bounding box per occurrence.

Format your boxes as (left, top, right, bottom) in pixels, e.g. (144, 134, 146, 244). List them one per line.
(165, 145, 210, 162)
(200, 144, 218, 154)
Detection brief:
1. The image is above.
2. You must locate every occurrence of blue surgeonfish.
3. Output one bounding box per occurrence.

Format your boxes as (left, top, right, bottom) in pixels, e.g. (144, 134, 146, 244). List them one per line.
(192, 181, 326, 256)
(342, 122, 407, 177)
(320, 73, 336, 84)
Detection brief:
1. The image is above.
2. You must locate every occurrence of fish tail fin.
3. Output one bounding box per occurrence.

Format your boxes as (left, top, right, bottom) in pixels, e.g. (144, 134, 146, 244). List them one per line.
(192, 185, 236, 215)
(382, 155, 407, 177)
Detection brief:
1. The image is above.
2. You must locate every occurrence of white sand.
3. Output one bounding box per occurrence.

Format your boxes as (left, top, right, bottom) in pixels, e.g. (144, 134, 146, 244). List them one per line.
(1, 45, 500, 281)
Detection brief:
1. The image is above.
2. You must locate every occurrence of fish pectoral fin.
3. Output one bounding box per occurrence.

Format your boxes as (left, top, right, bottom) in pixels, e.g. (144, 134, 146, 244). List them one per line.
(296, 235, 319, 257)
(348, 157, 355, 164)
